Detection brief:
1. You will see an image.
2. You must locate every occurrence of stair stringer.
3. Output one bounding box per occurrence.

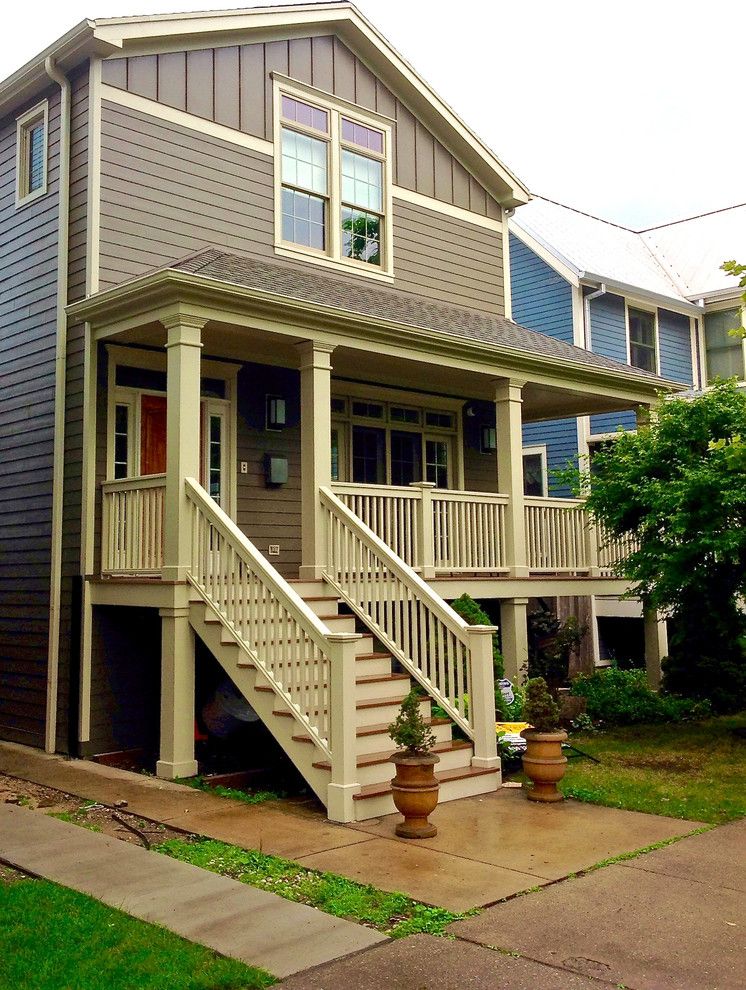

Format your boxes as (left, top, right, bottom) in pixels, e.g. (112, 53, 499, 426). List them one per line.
(188, 599, 332, 807)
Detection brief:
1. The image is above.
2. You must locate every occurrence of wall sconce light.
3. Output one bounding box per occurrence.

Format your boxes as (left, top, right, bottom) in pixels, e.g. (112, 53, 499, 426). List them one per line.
(264, 454, 288, 486)
(480, 426, 497, 454)
(266, 395, 286, 431)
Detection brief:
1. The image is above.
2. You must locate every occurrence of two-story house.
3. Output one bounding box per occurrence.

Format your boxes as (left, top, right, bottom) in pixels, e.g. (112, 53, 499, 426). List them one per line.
(0, 3, 679, 822)
(509, 197, 746, 668)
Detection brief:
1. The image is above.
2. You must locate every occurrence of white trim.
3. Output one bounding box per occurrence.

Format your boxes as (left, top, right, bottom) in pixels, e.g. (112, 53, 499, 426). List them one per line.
(393, 185, 502, 233)
(86, 59, 103, 294)
(100, 82, 274, 156)
(689, 316, 700, 390)
(272, 75, 394, 280)
(626, 300, 659, 376)
(501, 209, 512, 320)
(571, 284, 585, 349)
(521, 444, 548, 498)
(15, 99, 49, 208)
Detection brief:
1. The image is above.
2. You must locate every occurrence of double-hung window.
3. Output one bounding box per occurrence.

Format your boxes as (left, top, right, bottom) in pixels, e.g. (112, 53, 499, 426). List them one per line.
(276, 80, 392, 278)
(628, 307, 657, 373)
(16, 102, 48, 207)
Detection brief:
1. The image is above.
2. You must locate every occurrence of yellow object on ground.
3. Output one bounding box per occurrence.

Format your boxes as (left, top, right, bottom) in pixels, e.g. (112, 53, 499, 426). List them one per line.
(496, 722, 531, 734)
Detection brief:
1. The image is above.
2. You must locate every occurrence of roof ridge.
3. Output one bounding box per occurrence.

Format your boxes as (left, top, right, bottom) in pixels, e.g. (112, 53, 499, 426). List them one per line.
(529, 195, 636, 232)
(638, 201, 746, 233)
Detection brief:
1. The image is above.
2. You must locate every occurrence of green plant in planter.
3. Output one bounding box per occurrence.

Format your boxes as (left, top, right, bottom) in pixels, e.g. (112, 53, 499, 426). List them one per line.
(389, 690, 436, 755)
(523, 677, 561, 733)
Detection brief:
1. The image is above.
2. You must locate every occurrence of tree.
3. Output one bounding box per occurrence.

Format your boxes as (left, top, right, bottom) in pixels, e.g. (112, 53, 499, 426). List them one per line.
(562, 381, 746, 712)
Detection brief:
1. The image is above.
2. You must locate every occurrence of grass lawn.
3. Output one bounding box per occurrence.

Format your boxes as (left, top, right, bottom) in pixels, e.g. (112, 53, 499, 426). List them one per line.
(559, 714, 746, 823)
(0, 876, 275, 990)
(156, 837, 463, 937)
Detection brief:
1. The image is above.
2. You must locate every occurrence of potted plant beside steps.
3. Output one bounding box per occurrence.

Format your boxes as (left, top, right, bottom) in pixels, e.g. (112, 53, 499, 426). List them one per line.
(521, 677, 568, 803)
(388, 690, 440, 838)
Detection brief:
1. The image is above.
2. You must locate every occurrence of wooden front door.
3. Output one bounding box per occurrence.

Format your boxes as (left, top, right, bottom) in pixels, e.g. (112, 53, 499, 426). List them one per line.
(140, 395, 167, 475)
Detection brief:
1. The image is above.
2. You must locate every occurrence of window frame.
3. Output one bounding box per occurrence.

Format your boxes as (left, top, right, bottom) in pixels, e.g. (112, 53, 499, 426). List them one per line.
(626, 302, 659, 375)
(703, 303, 746, 385)
(15, 100, 49, 208)
(272, 75, 394, 281)
(522, 445, 548, 498)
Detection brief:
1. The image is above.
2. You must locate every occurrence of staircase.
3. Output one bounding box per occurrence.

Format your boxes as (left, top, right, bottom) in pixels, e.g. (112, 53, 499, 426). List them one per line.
(185, 477, 500, 824)
(189, 577, 500, 821)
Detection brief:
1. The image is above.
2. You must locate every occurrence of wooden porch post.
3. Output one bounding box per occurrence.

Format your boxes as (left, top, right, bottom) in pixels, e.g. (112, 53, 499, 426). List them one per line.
(495, 378, 528, 578)
(500, 597, 529, 686)
(162, 313, 204, 582)
(298, 341, 335, 581)
(157, 603, 198, 779)
(644, 610, 668, 690)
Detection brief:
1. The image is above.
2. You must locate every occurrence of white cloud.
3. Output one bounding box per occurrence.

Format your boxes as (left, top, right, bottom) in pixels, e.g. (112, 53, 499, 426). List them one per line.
(2, 0, 743, 227)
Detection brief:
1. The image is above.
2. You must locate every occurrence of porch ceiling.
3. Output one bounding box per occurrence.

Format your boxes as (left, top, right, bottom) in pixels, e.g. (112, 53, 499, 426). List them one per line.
(68, 250, 683, 418)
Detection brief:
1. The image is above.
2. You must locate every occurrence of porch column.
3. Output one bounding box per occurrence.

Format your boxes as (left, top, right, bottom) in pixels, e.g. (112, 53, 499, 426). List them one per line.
(500, 597, 529, 686)
(162, 313, 204, 582)
(157, 603, 198, 779)
(298, 341, 335, 581)
(495, 378, 528, 577)
(644, 610, 668, 691)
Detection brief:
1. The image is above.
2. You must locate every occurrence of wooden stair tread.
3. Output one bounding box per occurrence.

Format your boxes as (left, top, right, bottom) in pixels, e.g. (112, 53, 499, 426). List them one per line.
(312, 740, 472, 771)
(357, 716, 449, 737)
(353, 764, 499, 800)
(355, 673, 409, 685)
(356, 652, 392, 660)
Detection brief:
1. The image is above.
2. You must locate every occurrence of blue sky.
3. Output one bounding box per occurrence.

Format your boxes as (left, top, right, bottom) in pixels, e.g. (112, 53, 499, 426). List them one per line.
(2, 0, 743, 228)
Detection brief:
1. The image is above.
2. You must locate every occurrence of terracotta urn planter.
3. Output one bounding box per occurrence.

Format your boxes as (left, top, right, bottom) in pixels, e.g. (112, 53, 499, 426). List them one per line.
(390, 752, 440, 838)
(520, 728, 568, 803)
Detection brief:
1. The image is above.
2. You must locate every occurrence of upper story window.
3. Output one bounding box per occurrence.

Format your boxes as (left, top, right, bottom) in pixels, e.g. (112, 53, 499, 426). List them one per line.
(628, 307, 657, 373)
(274, 78, 393, 280)
(15, 101, 48, 207)
(705, 308, 744, 383)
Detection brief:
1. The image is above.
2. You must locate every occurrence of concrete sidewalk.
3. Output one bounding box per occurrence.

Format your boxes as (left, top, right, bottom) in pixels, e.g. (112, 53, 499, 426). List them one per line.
(0, 742, 700, 912)
(0, 804, 385, 979)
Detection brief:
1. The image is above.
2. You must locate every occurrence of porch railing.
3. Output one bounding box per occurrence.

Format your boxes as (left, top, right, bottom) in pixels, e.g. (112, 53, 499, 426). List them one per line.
(101, 474, 166, 575)
(432, 490, 509, 573)
(524, 496, 594, 574)
(330, 482, 421, 567)
(321, 486, 498, 766)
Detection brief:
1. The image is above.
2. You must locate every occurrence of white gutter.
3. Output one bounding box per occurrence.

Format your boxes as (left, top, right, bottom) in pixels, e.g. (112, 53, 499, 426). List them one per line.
(43, 56, 71, 754)
(583, 283, 607, 350)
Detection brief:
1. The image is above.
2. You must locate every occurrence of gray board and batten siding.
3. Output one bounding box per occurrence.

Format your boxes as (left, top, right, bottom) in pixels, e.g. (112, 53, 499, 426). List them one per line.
(97, 99, 505, 315)
(100, 36, 501, 219)
(0, 86, 60, 748)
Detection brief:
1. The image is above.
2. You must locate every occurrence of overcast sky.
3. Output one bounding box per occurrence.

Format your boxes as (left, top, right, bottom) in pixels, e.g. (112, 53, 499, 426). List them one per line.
(2, 0, 742, 228)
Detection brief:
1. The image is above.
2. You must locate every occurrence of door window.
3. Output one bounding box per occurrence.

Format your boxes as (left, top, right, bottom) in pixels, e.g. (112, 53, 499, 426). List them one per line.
(391, 430, 422, 486)
(139, 395, 167, 475)
(425, 437, 450, 488)
(352, 426, 385, 484)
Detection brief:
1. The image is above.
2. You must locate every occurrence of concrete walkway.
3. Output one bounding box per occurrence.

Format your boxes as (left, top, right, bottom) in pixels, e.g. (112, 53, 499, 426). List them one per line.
(0, 742, 700, 912)
(0, 804, 385, 979)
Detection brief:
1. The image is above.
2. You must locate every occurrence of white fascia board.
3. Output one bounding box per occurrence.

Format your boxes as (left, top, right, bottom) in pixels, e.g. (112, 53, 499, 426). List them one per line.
(693, 287, 743, 307)
(508, 219, 581, 287)
(580, 272, 703, 316)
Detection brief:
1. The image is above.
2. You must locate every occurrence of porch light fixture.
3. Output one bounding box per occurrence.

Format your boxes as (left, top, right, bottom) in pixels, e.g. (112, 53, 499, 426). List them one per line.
(266, 395, 286, 431)
(480, 426, 497, 454)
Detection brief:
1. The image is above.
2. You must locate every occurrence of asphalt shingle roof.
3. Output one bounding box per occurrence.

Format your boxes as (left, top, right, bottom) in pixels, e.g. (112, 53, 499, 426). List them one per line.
(171, 248, 666, 382)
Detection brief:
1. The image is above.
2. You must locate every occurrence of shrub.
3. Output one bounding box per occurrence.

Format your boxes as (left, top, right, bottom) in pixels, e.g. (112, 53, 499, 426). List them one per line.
(527, 607, 585, 686)
(571, 667, 712, 726)
(451, 594, 504, 679)
(388, 690, 436, 755)
(523, 677, 561, 732)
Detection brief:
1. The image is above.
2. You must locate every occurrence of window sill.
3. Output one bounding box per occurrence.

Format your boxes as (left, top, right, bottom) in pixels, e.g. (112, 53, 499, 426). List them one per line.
(15, 186, 48, 210)
(274, 243, 394, 284)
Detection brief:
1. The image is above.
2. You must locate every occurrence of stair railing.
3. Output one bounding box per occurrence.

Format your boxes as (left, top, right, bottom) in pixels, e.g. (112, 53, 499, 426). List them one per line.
(186, 479, 362, 815)
(320, 486, 498, 769)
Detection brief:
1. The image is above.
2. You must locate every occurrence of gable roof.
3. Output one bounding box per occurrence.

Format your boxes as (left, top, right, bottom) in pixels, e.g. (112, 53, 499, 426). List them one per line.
(0, 2, 529, 208)
(510, 197, 746, 306)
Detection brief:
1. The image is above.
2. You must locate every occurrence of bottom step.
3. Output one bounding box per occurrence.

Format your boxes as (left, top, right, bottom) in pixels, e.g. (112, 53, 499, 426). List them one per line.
(352, 764, 500, 821)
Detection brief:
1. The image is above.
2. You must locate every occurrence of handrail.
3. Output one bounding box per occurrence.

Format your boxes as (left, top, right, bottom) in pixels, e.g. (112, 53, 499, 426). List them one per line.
(186, 477, 336, 757)
(102, 473, 166, 493)
(321, 485, 481, 738)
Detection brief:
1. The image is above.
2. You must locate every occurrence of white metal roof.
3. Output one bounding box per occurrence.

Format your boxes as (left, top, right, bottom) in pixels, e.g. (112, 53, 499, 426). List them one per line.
(511, 197, 746, 305)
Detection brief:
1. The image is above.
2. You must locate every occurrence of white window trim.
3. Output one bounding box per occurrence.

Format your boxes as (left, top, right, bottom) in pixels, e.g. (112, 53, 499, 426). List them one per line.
(15, 100, 49, 208)
(272, 74, 394, 283)
(701, 302, 746, 387)
(522, 445, 548, 497)
(625, 300, 659, 375)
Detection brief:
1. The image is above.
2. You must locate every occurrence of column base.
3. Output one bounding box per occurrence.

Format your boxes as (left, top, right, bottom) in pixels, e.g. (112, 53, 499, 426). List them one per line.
(326, 782, 360, 823)
(156, 758, 198, 780)
(471, 756, 501, 771)
(299, 564, 325, 581)
(161, 566, 190, 583)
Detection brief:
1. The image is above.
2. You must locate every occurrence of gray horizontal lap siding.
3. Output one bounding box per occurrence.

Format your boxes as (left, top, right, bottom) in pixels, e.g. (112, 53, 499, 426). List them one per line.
(100, 36, 500, 218)
(98, 102, 504, 315)
(0, 87, 61, 747)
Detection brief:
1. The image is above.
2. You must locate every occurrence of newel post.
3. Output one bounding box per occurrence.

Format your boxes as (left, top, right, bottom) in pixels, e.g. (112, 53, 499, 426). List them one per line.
(162, 312, 205, 582)
(410, 481, 436, 578)
(326, 631, 363, 822)
(585, 515, 602, 577)
(465, 625, 500, 770)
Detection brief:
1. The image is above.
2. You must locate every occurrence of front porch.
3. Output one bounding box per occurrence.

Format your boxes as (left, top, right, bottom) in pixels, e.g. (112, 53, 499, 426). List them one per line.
(68, 256, 669, 821)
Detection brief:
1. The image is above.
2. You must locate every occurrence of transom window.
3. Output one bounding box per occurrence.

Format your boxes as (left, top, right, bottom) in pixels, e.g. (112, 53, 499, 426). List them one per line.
(628, 308, 657, 373)
(16, 102, 48, 206)
(275, 81, 392, 277)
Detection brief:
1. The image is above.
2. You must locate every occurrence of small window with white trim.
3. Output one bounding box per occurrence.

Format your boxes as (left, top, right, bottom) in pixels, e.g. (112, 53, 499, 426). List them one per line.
(628, 307, 657, 374)
(16, 102, 48, 207)
(275, 79, 392, 278)
(522, 447, 548, 497)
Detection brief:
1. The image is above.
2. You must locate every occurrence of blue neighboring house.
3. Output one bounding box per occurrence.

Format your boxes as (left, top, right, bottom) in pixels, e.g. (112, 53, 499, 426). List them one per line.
(508, 197, 746, 663)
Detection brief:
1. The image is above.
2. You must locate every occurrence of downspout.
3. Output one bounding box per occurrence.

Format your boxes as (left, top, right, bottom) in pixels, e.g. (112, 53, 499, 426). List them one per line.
(43, 56, 71, 753)
(583, 282, 607, 350)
